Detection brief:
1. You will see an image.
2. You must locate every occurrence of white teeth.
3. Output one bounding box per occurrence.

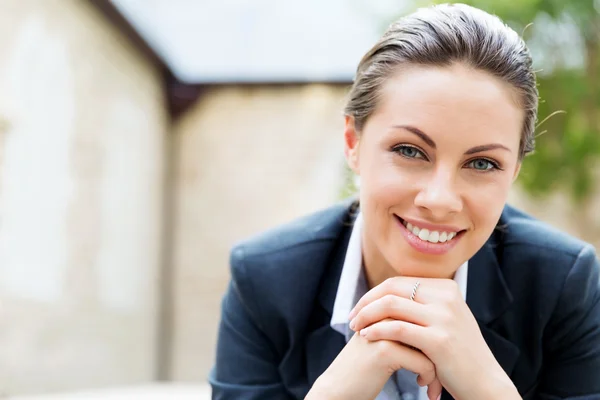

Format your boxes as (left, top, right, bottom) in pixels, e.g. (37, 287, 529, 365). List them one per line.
(429, 231, 439, 243)
(401, 219, 459, 244)
(439, 232, 448, 243)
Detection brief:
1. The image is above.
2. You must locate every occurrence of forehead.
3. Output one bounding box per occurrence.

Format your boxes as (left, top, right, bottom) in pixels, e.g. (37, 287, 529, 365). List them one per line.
(371, 63, 523, 148)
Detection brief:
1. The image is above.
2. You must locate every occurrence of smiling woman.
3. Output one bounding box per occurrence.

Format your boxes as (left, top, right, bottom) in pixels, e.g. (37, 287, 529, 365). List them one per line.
(345, 64, 525, 284)
(210, 4, 600, 400)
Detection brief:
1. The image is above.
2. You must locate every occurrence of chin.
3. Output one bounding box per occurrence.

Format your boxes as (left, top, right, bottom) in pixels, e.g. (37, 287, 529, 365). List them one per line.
(385, 241, 465, 279)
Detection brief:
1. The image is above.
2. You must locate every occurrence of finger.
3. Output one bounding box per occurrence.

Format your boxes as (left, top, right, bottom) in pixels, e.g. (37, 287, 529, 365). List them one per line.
(349, 277, 422, 320)
(417, 372, 439, 388)
(385, 342, 438, 387)
(427, 377, 443, 400)
(360, 319, 428, 352)
(350, 294, 429, 332)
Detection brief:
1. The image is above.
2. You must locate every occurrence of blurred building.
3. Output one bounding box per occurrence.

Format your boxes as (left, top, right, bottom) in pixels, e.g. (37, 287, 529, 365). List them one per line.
(0, 0, 364, 395)
(0, 0, 598, 397)
(0, 0, 167, 394)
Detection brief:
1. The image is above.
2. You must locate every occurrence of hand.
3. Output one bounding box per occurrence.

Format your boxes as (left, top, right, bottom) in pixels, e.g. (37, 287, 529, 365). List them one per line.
(306, 331, 443, 400)
(348, 277, 521, 400)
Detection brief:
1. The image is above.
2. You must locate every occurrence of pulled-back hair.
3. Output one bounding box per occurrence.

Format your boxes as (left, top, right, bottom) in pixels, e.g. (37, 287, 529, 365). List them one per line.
(344, 3, 538, 159)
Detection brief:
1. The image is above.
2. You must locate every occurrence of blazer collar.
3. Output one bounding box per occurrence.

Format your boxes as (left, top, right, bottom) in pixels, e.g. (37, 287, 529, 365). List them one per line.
(305, 205, 356, 386)
(467, 228, 514, 325)
(317, 205, 357, 317)
(464, 224, 521, 382)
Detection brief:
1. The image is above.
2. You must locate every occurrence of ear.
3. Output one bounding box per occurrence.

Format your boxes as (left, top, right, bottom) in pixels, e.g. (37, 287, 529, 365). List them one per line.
(344, 115, 361, 174)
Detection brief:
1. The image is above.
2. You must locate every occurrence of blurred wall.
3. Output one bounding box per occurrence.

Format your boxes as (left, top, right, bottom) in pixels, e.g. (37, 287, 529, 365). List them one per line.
(0, 0, 167, 394)
(509, 184, 600, 250)
(169, 84, 348, 381)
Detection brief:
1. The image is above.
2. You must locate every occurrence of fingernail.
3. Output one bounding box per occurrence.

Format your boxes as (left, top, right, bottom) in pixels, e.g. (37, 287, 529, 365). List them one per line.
(437, 395, 441, 400)
(359, 328, 369, 337)
(349, 318, 356, 331)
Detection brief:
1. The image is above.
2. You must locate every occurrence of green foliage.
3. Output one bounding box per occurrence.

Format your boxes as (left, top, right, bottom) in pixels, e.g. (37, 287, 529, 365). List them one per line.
(338, 164, 359, 200)
(402, 0, 600, 202)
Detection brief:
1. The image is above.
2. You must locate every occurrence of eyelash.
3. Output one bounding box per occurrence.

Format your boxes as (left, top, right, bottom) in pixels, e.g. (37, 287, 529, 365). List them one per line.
(390, 144, 503, 172)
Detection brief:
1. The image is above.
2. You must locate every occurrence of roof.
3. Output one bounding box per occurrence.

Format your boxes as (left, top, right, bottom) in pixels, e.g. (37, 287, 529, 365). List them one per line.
(109, 0, 412, 84)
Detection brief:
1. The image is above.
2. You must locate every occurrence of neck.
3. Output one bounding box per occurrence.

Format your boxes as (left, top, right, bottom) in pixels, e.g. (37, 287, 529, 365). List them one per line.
(361, 234, 397, 289)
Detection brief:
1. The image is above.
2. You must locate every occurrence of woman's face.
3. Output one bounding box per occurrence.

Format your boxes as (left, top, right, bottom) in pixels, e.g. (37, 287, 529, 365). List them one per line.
(345, 63, 523, 281)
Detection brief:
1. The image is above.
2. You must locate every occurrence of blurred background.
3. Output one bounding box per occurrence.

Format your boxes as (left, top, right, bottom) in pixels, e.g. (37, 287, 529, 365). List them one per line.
(0, 0, 598, 398)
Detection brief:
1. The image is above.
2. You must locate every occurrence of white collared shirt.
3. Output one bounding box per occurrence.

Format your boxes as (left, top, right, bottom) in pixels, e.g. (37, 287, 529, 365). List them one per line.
(330, 212, 469, 400)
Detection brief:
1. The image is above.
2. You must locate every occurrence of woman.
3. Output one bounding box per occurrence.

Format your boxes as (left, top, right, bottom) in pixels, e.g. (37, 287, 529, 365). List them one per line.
(210, 3, 600, 400)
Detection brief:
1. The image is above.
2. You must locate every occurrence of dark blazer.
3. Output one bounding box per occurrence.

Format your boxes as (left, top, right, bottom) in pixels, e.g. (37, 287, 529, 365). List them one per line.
(210, 201, 600, 400)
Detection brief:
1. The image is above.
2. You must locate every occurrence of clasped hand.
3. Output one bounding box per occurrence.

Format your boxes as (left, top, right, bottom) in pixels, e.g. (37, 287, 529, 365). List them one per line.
(347, 277, 514, 400)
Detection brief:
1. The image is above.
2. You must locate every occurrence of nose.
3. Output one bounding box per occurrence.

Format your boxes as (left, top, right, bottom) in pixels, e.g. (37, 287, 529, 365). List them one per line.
(413, 165, 462, 218)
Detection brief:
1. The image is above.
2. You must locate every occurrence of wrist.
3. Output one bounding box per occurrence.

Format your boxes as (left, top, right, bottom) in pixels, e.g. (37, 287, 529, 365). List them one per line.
(305, 376, 343, 400)
(475, 369, 521, 400)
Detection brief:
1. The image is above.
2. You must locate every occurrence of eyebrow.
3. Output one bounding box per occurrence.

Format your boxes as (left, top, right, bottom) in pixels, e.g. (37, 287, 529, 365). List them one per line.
(394, 125, 436, 148)
(392, 125, 512, 154)
(464, 144, 511, 154)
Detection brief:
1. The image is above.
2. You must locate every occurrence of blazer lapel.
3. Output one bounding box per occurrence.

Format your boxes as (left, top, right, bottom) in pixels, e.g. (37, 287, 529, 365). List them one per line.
(305, 207, 355, 386)
(441, 230, 520, 400)
(305, 324, 347, 385)
(466, 230, 521, 376)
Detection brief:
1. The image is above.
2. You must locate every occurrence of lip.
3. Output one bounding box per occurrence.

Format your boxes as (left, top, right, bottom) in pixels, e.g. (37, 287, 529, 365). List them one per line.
(398, 216, 464, 233)
(395, 216, 464, 255)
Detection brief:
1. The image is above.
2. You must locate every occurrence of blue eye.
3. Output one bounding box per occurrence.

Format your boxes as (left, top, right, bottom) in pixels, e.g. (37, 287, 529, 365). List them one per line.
(467, 158, 498, 171)
(394, 145, 426, 159)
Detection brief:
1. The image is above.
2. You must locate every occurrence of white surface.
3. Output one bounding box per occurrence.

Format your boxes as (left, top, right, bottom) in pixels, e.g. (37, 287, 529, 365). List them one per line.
(110, 0, 413, 83)
(0, 14, 74, 302)
(8, 384, 211, 400)
(110, 0, 586, 82)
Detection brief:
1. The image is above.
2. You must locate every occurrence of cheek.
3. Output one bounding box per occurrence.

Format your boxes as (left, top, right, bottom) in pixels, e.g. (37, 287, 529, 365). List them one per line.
(464, 176, 513, 229)
(358, 159, 412, 233)
(360, 171, 415, 222)
(360, 154, 421, 203)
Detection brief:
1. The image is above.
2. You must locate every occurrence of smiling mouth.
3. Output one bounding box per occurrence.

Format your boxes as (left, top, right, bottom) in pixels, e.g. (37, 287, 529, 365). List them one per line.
(395, 216, 466, 244)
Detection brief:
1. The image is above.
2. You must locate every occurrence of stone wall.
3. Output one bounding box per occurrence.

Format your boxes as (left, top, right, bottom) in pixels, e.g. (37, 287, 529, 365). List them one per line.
(0, 0, 167, 395)
(169, 84, 348, 381)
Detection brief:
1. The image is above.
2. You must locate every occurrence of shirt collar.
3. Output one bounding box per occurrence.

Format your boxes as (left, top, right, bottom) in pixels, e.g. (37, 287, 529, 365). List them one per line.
(330, 211, 469, 337)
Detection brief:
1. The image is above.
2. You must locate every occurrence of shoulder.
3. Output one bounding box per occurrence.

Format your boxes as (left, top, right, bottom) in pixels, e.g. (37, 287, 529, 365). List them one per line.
(499, 209, 600, 384)
(498, 204, 598, 313)
(226, 200, 355, 327)
(500, 204, 590, 258)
